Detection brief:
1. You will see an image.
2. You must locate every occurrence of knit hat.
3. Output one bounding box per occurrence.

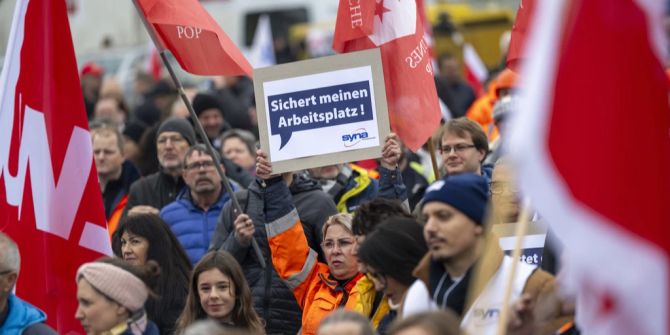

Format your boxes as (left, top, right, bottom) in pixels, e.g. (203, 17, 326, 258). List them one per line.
(357, 217, 427, 286)
(492, 95, 519, 124)
(76, 262, 148, 312)
(192, 93, 224, 117)
(157, 117, 196, 145)
(422, 173, 489, 225)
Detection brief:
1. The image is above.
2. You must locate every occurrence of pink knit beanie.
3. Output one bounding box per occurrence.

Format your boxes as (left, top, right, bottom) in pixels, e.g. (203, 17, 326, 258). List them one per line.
(76, 262, 148, 312)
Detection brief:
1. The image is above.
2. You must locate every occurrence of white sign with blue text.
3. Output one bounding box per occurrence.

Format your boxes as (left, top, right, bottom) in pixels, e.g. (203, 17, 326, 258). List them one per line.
(254, 49, 389, 174)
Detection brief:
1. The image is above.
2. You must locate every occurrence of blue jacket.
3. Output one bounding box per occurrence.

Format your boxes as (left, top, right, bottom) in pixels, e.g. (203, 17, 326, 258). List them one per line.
(161, 186, 234, 264)
(0, 294, 48, 334)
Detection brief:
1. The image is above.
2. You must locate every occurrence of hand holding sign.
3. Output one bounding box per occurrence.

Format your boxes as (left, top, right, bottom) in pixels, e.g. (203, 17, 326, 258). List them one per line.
(255, 149, 276, 180)
(380, 132, 401, 169)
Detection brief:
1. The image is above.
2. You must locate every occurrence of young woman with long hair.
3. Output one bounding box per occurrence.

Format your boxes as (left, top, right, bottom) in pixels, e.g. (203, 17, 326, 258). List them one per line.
(175, 250, 264, 334)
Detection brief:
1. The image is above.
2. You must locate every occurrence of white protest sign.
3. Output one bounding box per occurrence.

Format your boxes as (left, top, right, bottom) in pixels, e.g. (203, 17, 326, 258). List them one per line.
(253, 49, 389, 174)
(492, 221, 548, 266)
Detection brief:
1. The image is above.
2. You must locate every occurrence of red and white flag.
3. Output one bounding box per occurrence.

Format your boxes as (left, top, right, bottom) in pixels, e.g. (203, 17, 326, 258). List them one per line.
(333, 0, 441, 152)
(463, 43, 487, 97)
(134, 0, 252, 77)
(509, 0, 669, 334)
(0, 0, 111, 332)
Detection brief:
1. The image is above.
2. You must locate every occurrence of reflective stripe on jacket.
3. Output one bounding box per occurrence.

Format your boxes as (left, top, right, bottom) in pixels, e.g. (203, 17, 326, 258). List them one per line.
(264, 178, 364, 335)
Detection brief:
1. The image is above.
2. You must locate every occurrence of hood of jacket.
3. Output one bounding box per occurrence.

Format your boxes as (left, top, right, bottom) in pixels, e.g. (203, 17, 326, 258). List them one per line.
(289, 171, 322, 195)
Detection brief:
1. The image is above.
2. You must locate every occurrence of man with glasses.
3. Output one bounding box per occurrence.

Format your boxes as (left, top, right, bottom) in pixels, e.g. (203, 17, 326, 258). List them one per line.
(0, 233, 56, 334)
(160, 144, 236, 264)
(438, 118, 491, 179)
(124, 118, 196, 217)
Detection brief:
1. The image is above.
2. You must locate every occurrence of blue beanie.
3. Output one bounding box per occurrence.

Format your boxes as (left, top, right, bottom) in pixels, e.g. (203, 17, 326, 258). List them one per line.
(422, 173, 489, 225)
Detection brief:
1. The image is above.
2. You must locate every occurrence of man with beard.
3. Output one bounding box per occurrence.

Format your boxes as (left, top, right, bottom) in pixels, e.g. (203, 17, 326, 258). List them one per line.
(124, 118, 195, 217)
(160, 144, 236, 264)
(408, 174, 568, 334)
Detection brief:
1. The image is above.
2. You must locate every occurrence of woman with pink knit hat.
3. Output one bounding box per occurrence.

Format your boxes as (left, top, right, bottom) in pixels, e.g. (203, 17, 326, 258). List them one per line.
(75, 258, 160, 335)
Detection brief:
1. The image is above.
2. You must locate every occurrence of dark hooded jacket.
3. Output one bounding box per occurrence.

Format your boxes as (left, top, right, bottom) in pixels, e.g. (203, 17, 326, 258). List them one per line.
(209, 174, 337, 334)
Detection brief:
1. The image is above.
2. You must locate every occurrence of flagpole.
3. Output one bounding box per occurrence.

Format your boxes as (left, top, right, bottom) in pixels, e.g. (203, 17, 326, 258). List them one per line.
(158, 52, 267, 269)
(426, 138, 440, 181)
(496, 201, 533, 335)
(130, 0, 265, 268)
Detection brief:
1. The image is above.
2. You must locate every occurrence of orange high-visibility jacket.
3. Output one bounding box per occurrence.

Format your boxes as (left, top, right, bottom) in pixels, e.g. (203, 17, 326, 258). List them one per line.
(267, 207, 365, 335)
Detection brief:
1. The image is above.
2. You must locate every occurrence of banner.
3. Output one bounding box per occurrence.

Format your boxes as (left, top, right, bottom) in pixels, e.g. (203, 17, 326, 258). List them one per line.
(254, 49, 389, 174)
(0, 0, 111, 332)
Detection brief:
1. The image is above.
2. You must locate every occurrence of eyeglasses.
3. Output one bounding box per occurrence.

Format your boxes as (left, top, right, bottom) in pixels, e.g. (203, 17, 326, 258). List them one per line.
(489, 182, 520, 195)
(185, 160, 216, 171)
(440, 144, 476, 154)
(321, 238, 355, 251)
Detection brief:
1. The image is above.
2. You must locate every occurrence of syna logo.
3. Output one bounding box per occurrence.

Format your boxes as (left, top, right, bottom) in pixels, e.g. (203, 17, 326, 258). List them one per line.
(341, 128, 374, 147)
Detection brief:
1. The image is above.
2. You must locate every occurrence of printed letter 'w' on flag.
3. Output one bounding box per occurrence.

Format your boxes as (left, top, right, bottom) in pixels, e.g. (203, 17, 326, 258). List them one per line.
(0, 0, 111, 332)
(333, 0, 441, 152)
(134, 0, 253, 77)
(509, 0, 669, 334)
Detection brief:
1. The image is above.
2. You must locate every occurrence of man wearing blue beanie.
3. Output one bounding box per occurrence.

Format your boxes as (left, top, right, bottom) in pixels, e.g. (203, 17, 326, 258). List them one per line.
(404, 174, 566, 334)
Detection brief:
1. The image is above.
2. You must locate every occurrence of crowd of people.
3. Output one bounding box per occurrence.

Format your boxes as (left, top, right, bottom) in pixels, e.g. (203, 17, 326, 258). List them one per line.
(0, 53, 580, 335)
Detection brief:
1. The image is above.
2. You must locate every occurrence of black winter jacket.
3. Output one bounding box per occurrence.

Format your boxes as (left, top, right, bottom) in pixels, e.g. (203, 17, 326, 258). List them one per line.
(210, 180, 303, 335)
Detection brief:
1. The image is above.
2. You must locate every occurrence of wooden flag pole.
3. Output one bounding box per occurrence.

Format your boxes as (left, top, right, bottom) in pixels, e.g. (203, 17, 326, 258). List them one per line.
(495, 201, 533, 335)
(158, 52, 266, 268)
(426, 138, 440, 181)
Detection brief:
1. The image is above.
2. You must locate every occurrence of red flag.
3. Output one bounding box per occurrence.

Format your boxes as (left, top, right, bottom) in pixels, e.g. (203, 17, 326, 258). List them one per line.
(332, 0, 375, 52)
(333, 0, 441, 152)
(0, 0, 111, 332)
(509, 0, 669, 334)
(506, 0, 536, 71)
(134, 0, 252, 77)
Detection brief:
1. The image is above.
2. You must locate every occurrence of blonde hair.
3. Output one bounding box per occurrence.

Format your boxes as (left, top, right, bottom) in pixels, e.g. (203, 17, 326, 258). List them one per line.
(322, 213, 354, 237)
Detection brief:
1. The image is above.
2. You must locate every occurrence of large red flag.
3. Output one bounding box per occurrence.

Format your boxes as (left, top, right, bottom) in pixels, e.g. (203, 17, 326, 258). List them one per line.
(509, 0, 669, 334)
(134, 0, 253, 77)
(0, 0, 111, 332)
(333, 0, 441, 152)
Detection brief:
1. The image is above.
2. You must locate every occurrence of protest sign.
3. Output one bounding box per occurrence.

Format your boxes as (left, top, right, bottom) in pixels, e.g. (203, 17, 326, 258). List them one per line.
(253, 49, 389, 174)
(492, 221, 548, 266)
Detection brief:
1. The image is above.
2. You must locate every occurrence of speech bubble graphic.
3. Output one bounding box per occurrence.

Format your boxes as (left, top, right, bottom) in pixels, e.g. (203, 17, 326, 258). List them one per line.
(268, 81, 374, 149)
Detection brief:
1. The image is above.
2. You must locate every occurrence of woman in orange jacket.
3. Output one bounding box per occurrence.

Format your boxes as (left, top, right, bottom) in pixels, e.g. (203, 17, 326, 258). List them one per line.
(233, 151, 369, 335)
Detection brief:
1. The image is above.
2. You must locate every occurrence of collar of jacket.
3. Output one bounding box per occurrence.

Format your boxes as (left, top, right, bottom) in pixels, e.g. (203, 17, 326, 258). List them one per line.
(178, 183, 234, 212)
(319, 272, 364, 292)
(158, 168, 185, 187)
(412, 235, 503, 311)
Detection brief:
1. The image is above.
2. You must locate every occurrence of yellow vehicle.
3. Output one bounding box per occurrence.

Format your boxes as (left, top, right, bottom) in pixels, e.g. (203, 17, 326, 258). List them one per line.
(427, 3, 514, 70)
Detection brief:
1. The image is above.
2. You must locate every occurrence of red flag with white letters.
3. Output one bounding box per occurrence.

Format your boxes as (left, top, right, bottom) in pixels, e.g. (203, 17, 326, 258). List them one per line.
(333, 0, 441, 152)
(0, 0, 111, 332)
(134, 0, 252, 77)
(509, 0, 669, 333)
